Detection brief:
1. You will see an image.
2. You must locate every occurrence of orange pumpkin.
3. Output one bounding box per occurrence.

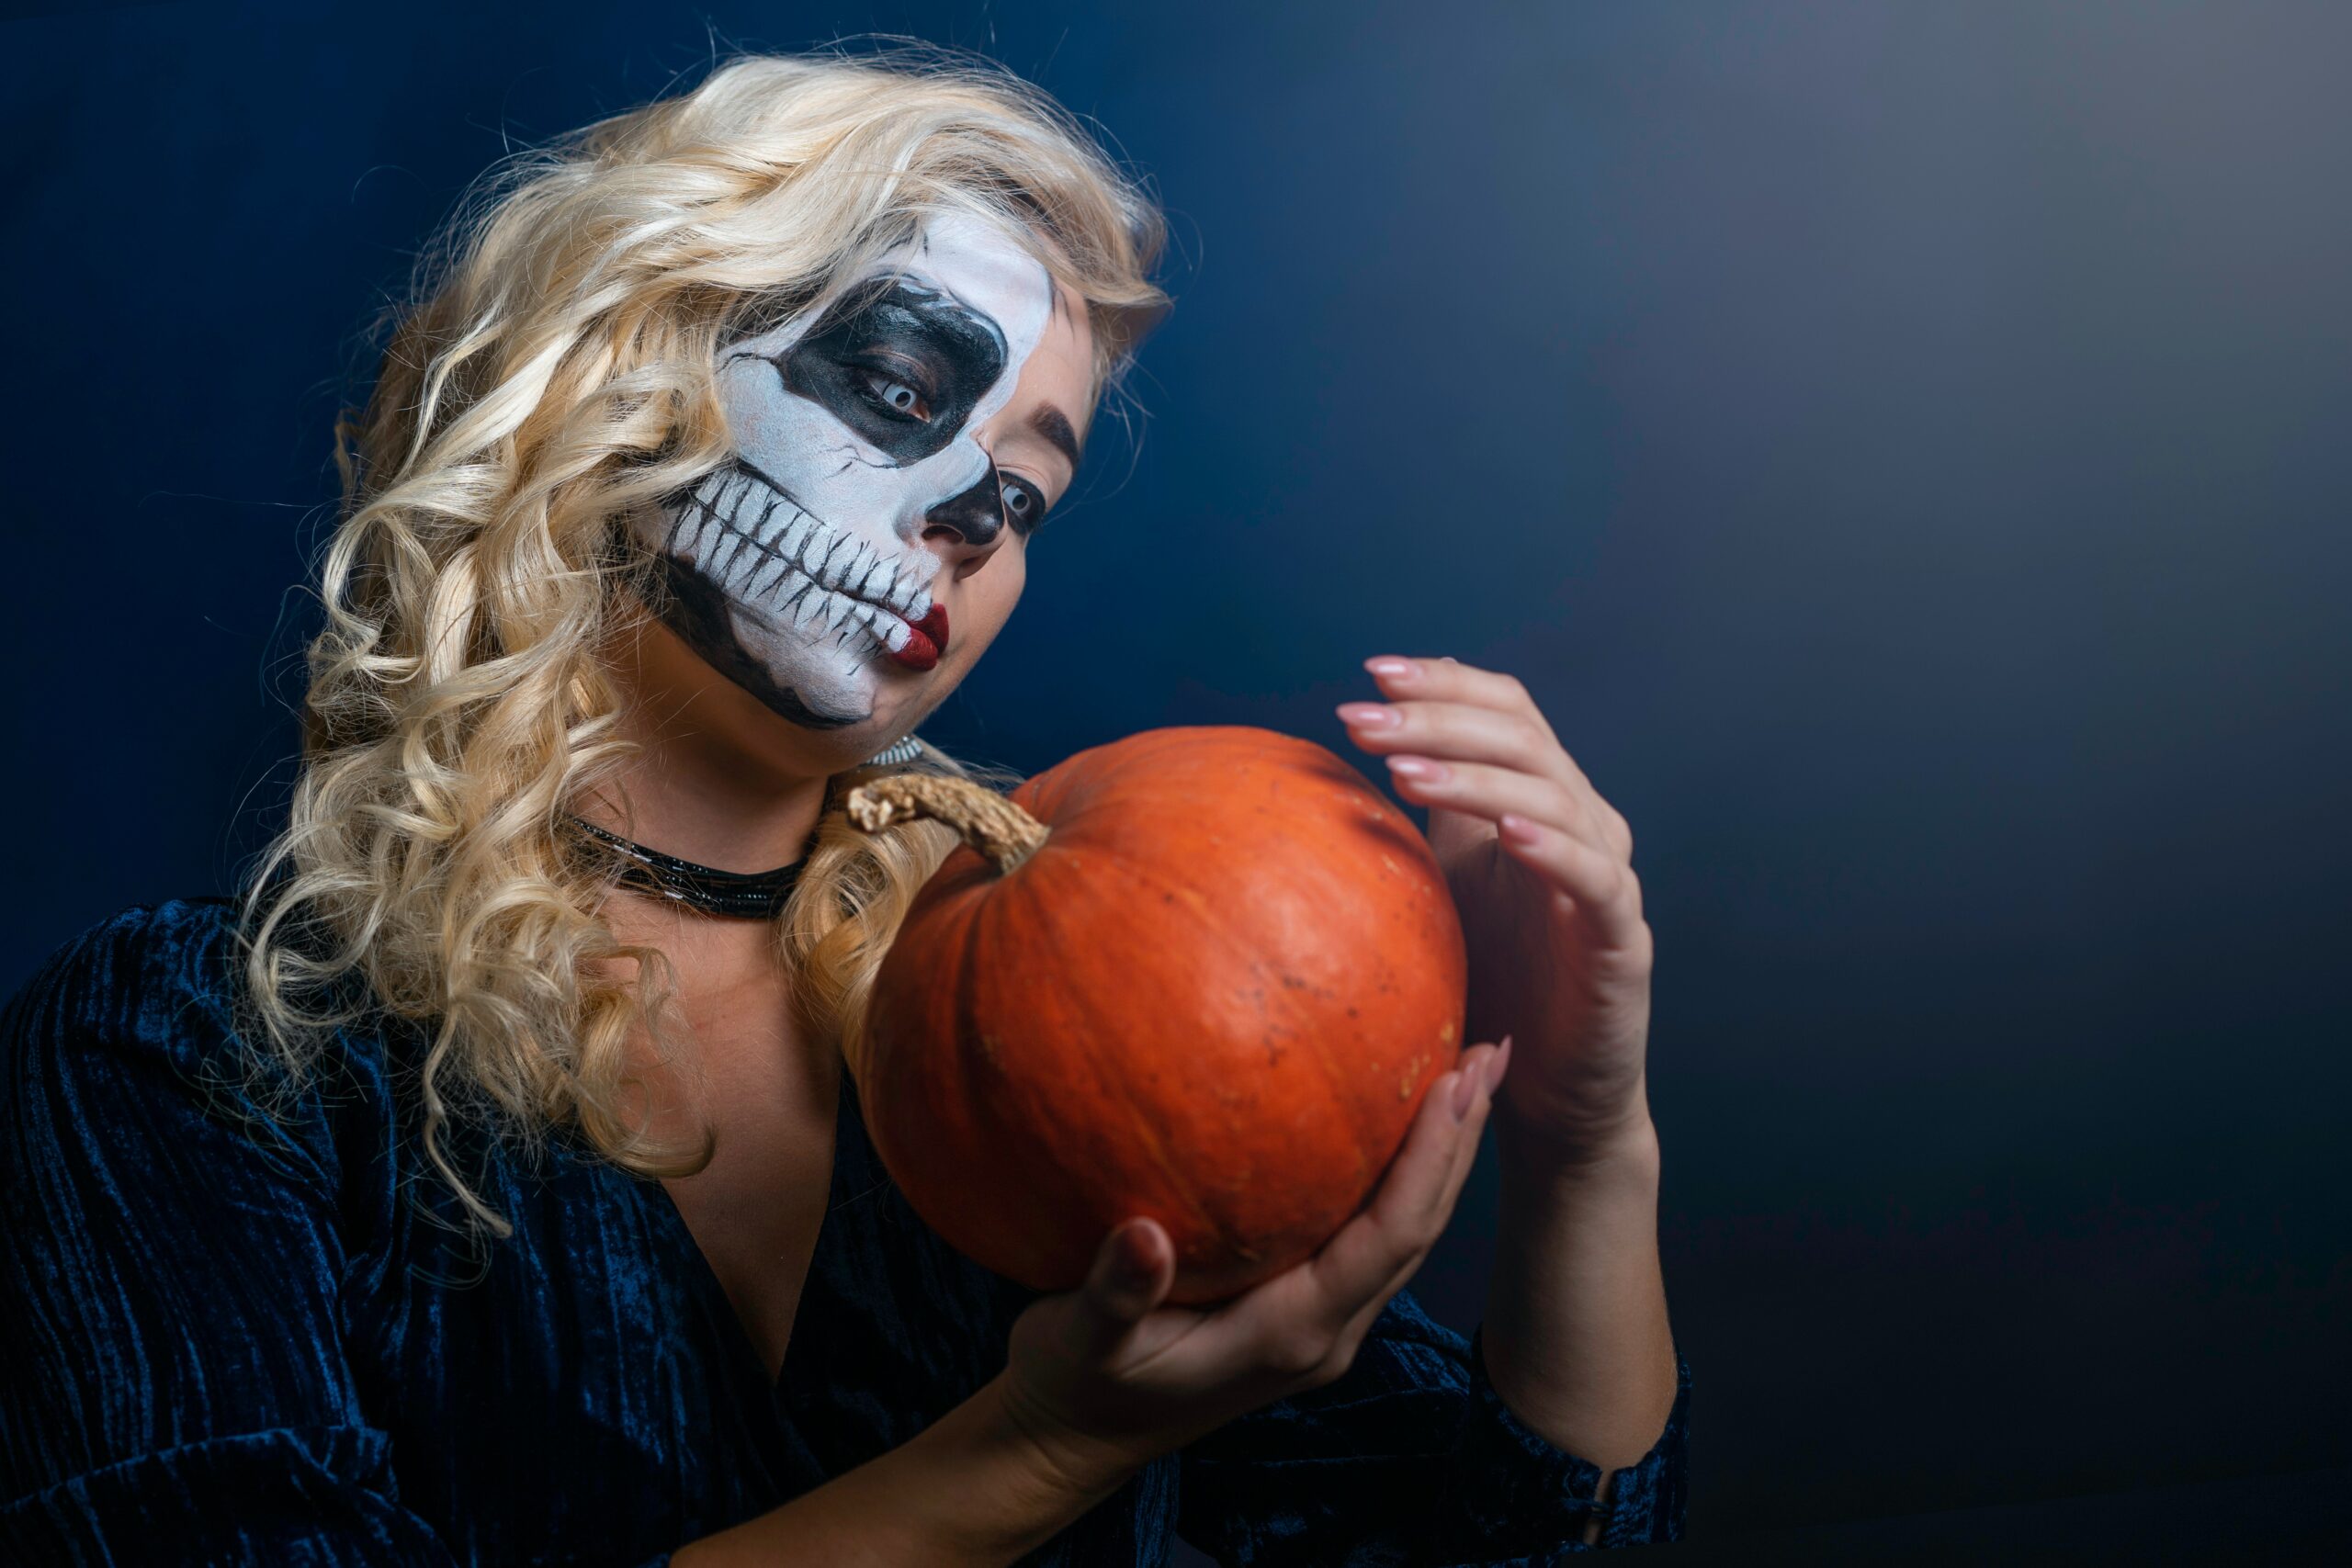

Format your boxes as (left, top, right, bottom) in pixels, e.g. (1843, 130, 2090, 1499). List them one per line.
(844, 724, 1467, 1303)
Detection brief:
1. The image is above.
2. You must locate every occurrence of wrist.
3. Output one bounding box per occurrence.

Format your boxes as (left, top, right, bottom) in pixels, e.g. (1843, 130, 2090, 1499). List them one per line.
(1483, 1109, 1676, 1469)
(1495, 1089, 1660, 1192)
(977, 1371, 1148, 1511)
(672, 1374, 1141, 1566)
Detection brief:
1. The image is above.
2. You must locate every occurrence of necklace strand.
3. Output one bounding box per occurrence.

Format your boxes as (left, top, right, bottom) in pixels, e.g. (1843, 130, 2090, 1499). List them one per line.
(569, 818, 810, 919)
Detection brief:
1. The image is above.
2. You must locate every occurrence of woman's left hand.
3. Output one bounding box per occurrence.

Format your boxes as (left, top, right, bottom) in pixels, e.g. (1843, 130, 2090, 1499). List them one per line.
(1339, 655, 1655, 1164)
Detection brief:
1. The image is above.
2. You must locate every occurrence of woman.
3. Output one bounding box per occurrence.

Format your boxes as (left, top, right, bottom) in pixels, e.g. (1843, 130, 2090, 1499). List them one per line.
(0, 47, 1688, 1565)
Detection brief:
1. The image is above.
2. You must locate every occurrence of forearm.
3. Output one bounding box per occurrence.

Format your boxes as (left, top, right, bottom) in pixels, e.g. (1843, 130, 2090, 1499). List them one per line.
(671, 1371, 1138, 1567)
(1481, 1086, 1679, 1478)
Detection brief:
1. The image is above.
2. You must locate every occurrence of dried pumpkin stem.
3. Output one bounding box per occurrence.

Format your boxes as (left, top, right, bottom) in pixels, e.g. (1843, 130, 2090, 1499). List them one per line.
(844, 774, 1050, 874)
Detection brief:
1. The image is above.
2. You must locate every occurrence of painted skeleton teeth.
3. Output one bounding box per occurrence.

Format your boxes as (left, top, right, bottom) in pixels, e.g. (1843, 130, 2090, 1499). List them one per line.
(842, 600, 900, 649)
(748, 550, 797, 604)
(662, 459, 946, 673)
(676, 471, 724, 556)
(780, 513, 819, 562)
(710, 475, 762, 581)
(816, 538, 861, 592)
(746, 505, 809, 600)
(679, 463, 939, 655)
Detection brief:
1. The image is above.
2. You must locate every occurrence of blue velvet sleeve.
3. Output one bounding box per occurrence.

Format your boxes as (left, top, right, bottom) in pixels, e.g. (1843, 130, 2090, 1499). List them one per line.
(1176, 1288, 1690, 1564)
(0, 905, 470, 1565)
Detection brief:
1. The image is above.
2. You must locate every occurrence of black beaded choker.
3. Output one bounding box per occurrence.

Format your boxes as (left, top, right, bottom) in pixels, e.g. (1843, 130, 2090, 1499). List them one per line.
(570, 818, 809, 919)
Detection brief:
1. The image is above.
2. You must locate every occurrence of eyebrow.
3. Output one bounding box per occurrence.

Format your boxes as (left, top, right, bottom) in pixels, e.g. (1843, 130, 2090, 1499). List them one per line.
(1029, 404, 1085, 475)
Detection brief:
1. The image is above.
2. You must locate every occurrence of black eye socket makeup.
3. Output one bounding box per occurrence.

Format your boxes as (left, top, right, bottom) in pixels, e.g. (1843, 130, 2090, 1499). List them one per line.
(772, 279, 1008, 466)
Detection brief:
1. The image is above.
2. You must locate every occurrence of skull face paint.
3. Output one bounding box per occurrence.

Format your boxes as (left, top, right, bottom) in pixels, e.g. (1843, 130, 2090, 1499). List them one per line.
(639, 210, 1057, 729)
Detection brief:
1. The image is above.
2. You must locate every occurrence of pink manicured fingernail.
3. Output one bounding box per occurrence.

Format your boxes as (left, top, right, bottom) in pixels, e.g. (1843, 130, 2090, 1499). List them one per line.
(1450, 1067, 1479, 1121)
(1499, 813, 1543, 844)
(1364, 656, 1416, 681)
(1386, 756, 1447, 783)
(1337, 703, 1399, 728)
(1486, 1035, 1514, 1093)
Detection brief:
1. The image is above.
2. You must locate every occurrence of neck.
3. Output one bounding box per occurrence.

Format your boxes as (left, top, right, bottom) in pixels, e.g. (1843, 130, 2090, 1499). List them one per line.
(582, 733, 828, 874)
(585, 627, 837, 875)
(588, 719, 837, 879)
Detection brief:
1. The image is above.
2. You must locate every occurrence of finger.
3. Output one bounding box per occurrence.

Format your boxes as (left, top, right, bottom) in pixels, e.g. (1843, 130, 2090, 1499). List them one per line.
(1360, 658, 1626, 840)
(1189, 1053, 1499, 1379)
(1071, 1218, 1174, 1357)
(1381, 756, 1604, 851)
(1497, 813, 1648, 947)
(1336, 697, 1564, 781)
(1303, 1044, 1499, 1314)
(1362, 655, 1555, 738)
(1351, 703, 1626, 864)
(1317, 1041, 1508, 1372)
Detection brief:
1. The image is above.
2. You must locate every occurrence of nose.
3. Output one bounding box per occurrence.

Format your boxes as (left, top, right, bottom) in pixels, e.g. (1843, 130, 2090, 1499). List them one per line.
(921, 465, 1009, 558)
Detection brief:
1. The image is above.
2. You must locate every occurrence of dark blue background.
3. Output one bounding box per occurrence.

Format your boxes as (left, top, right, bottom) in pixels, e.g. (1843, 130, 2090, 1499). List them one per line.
(5, 0, 2348, 1552)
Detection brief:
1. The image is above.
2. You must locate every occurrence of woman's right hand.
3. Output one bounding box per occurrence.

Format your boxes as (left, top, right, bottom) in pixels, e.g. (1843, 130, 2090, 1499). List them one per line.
(996, 1035, 1511, 1487)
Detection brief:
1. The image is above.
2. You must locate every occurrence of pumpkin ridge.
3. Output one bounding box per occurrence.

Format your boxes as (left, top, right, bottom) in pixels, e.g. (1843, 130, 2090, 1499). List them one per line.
(954, 875, 1062, 1209)
(1007, 856, 1241, 1262)
(957, 864, 1124, 1282)
(1081, 842, 1378, 1197)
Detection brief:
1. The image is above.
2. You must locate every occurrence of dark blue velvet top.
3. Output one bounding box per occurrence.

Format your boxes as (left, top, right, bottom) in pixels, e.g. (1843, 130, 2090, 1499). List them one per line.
(0, 900, 1690, 1564)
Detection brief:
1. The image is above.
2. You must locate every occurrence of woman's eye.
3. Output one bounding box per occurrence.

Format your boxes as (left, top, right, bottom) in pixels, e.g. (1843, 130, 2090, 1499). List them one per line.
(860, 368, 931, 422)
(1001, 477, 1047, 531)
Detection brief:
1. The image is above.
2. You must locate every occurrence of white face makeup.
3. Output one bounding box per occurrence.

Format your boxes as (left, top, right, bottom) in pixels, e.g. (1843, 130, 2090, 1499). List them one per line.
(638, 210, 1057, 729)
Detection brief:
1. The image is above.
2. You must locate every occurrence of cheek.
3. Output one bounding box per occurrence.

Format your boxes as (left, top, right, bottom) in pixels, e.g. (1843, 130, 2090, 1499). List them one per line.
(716, 352, 854, 457)
(953, 547, 1029, 664)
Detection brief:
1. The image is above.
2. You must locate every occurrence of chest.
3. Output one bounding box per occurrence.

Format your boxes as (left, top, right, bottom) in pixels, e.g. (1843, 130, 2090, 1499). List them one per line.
(344, 1062, 1113, 1563)
(597, 926, 846, 1382)
(642, 957, 843, 1382)
(660, 1086, 839, 1382)
(338, 1117, 815, 1561)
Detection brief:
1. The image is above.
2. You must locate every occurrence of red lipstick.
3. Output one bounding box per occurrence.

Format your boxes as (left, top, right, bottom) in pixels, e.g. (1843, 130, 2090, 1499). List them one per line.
(888, 603, 950, 671)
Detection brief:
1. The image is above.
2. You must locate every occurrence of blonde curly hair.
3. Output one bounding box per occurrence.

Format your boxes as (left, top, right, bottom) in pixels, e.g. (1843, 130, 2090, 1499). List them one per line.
(237, 44, 1168, 1233)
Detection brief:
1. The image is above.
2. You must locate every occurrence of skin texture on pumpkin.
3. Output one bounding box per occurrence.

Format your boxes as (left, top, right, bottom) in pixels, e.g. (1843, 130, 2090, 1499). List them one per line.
(856, 724, 1469, 1303)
